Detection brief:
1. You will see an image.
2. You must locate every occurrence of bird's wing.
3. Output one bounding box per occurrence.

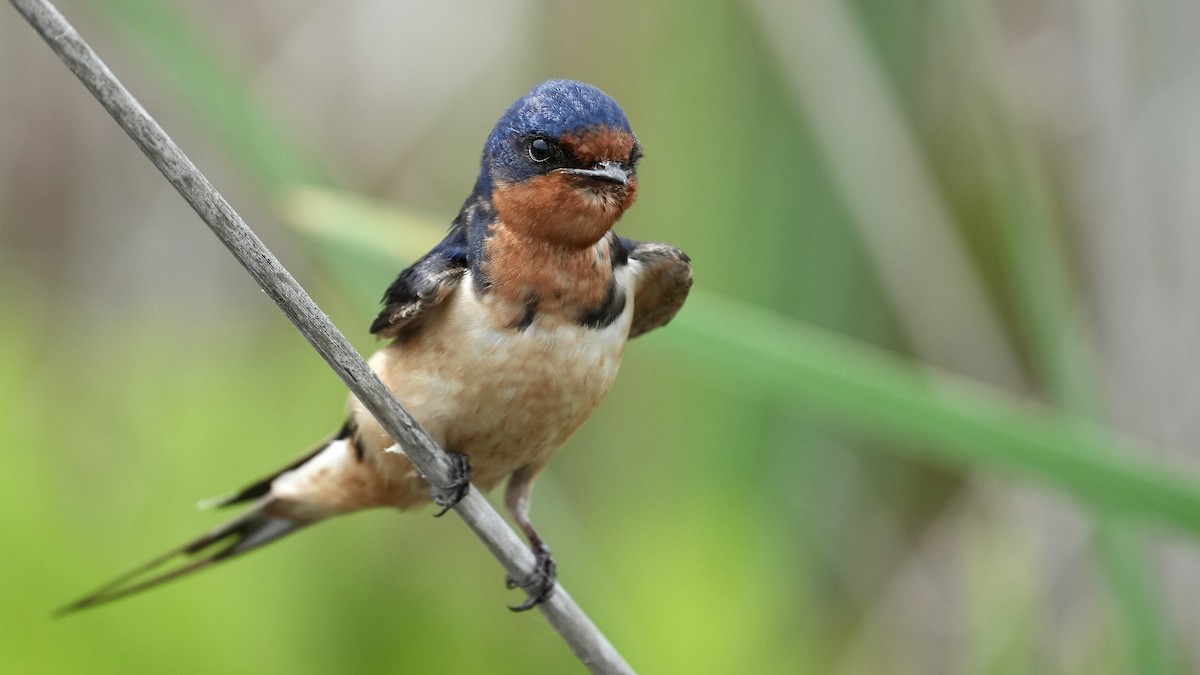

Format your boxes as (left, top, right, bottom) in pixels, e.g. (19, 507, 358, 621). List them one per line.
(370, 222, 470, 340)
(622, 238, 693, 339)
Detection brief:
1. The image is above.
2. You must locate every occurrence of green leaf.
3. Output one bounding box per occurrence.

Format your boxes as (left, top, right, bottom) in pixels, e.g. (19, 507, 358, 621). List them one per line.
(278, 185, 1200, 540)
(93, 0, 331, 192)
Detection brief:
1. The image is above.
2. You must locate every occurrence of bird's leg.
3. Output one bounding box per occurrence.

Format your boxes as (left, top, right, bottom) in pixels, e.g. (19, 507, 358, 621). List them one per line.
(431, 451, 472, 517)
(504, 465, 556, 612)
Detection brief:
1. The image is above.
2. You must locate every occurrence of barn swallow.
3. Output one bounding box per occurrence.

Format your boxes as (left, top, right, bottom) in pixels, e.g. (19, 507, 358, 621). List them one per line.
(63, 80, 692, 613)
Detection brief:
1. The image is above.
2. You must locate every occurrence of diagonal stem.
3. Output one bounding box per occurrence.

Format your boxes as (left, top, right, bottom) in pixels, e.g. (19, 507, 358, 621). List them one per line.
(7, 0, 633, 672)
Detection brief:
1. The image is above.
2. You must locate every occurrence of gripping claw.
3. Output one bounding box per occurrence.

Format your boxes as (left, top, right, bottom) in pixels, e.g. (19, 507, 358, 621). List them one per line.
(506, 541, 556, 612)
(431, 452, 471, 517)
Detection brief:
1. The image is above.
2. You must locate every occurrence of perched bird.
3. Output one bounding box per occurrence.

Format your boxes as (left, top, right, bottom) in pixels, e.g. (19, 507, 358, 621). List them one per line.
(64, 80, 692, 613)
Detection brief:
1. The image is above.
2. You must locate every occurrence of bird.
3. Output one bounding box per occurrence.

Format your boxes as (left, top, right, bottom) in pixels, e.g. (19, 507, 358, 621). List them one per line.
(62, 80, 692, 614)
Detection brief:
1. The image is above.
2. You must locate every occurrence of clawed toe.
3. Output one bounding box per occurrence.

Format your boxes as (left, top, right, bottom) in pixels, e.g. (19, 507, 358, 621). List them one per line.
(506, 542, 557, 612)
(431, 451, 471, 517)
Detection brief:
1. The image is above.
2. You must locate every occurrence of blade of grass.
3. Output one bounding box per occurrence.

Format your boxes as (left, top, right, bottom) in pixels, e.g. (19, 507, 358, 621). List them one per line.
(279, 187, 445, 306)
(91, 0, 331, 192)
(666, 291, 1200, 536)
(942, 1, 1174, 669)
(976, 106, 1173, 675)
(277, 185, 1200, 541)
(744, 0, 1026, 390)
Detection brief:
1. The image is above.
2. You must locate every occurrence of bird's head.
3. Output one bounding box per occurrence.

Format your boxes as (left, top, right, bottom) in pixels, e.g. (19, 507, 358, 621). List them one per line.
(479, 80, 642, 248)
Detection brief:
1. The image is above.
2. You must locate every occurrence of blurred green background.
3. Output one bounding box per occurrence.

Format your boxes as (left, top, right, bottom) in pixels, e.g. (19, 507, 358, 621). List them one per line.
(4, 0, 1200, 673)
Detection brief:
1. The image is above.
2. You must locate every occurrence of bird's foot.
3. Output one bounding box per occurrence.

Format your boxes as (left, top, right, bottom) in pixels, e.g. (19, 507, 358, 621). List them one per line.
(506, 541, 557, 612)
(431, 451, 471, 517)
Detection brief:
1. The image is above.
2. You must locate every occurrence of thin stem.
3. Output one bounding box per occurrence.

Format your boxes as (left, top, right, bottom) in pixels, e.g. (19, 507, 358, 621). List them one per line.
(8, 1, 633, 672)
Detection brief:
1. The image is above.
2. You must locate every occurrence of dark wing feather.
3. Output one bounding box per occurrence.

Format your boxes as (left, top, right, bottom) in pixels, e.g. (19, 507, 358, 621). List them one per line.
(622, 238, 693, 338)
(370, 221, 469, 340)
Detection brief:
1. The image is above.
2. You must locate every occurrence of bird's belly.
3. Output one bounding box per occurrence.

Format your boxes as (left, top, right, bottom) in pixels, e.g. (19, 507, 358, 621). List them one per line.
(434, 322, 626, 488)
(358, 289, 632, 498)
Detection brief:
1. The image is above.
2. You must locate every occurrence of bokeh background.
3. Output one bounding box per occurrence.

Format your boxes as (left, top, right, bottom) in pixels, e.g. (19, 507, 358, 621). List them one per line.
(4, 0, 1200, 673)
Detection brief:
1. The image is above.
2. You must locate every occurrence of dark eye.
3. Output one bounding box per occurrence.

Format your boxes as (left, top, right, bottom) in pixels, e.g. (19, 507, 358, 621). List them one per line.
(629, 143, 644, 166)
(528, 137, 553, 162)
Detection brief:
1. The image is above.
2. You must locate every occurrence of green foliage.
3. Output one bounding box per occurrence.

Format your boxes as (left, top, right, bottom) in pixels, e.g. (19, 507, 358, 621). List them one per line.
(285, 186, 1200, 539)
(6, 0, 1197, 673)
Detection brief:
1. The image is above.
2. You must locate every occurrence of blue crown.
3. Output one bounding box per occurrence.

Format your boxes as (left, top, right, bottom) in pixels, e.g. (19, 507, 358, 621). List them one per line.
(480, 80, 633, 187)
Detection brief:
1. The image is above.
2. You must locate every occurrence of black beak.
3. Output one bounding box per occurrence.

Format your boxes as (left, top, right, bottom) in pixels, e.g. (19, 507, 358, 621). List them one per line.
(561, 161, 629, 186)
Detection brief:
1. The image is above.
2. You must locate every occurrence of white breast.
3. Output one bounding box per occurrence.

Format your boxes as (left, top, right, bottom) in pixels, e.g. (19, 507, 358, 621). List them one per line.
(364, 265, 639, 491)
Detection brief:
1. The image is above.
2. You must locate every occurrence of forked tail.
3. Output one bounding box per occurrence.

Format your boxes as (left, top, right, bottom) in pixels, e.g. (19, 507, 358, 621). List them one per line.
(57, 500, 309, 615)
